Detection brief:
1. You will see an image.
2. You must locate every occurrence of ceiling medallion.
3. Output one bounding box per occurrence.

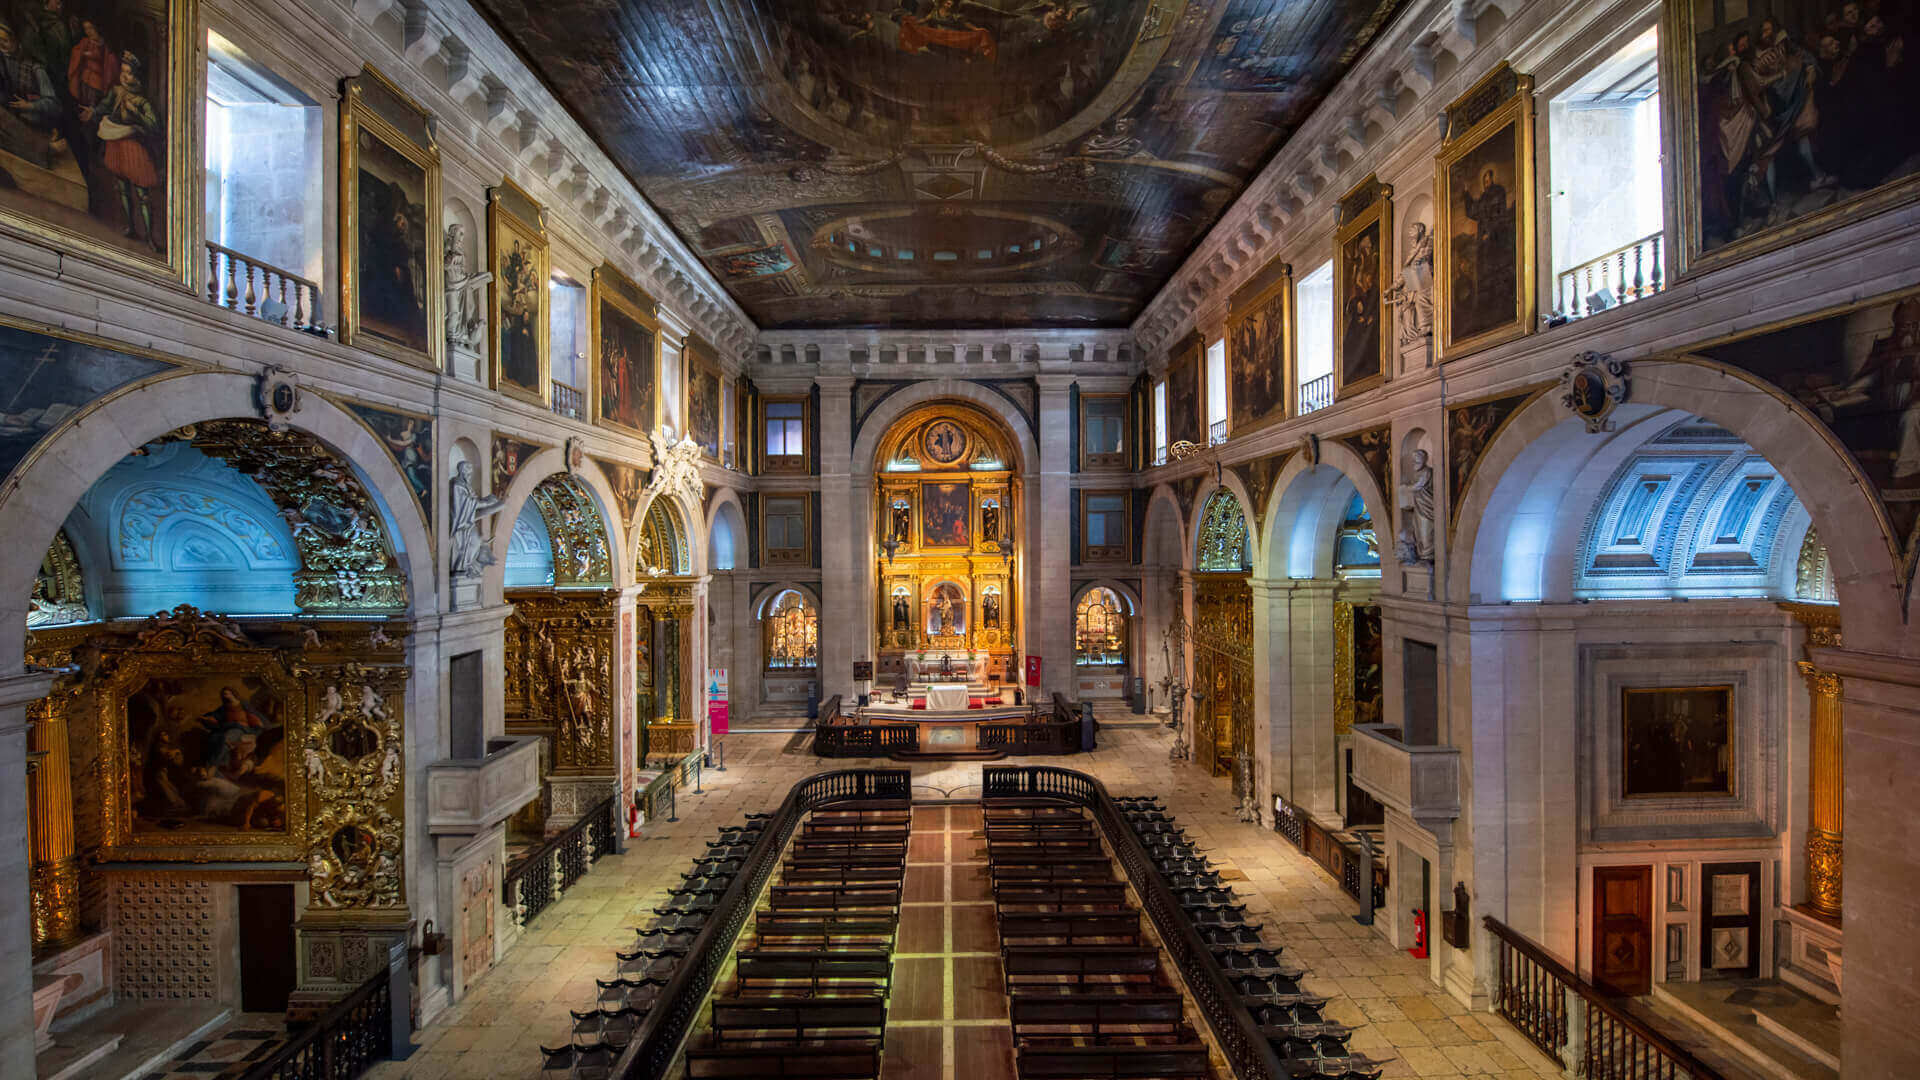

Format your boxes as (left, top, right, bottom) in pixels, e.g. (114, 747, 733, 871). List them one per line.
(923, 420, 968, 465)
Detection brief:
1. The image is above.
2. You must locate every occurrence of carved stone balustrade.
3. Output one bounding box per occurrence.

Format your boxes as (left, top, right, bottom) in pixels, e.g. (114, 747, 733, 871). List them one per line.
(1351, 723, 1461, 835)
(426, 736, 542, 838)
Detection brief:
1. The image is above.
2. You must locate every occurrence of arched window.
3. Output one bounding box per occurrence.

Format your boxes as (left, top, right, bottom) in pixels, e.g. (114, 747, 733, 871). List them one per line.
(1075, 588, 1127, 667)
(1195, 489, 1251, 572)
(765, 590, 818, 670)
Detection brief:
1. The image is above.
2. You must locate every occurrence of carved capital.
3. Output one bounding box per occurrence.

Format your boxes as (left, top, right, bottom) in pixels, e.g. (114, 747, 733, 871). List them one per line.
(1797, 660, 1843, 699)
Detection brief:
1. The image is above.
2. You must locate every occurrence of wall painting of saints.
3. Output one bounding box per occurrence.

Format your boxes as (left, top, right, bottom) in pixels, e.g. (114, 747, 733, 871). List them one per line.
(1667, 0, 1920, 276)
(1165, 334, 1203, 449)
(1435, 64, 1535, 360)
(686, 338, 722, 459)
(1621, 686, 1734, 797)
(591, 263, 659, 438)
(1335, 175, 1392, 397)
(488, 179, 548, 405)
(340, 66, 440, 371)
(921, 481, 970, 548)
(1228, 259, 1292, 435)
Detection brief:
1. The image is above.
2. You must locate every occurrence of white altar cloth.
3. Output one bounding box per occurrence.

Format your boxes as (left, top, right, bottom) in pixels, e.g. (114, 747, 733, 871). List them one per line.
(925, 683, 972, 711)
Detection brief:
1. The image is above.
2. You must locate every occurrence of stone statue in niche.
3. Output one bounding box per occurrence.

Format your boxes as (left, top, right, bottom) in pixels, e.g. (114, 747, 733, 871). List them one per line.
(981, 500, 1000, 544)
(891, 591, 910, 632)
(982, 589, 1001, 628)
(891, 501, 911, 544)
(1395, 448, 1435, 566)
(1383, 220, 1434, 351)
(444, 223, 491, 353)
(449, 459, 506, 580)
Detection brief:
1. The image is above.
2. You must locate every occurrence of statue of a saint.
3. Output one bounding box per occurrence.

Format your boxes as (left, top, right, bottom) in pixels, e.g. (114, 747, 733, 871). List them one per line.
(1382, 220, 1434, 350)
(1396, 448, 1435, 565)
(444, 223, 491, 353)
(449, 460, 506, 580)
(891, 592, 910, 631)
(982, 589, 1001, 628)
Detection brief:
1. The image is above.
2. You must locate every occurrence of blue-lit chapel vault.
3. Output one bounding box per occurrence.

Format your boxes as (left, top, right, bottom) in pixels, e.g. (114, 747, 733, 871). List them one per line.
(469, 0, 1404, 328)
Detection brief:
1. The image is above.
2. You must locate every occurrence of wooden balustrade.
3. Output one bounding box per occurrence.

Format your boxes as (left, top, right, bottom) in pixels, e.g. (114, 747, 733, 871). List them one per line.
(205, 242, 322, 331)
(1555, 233, 1664, 322)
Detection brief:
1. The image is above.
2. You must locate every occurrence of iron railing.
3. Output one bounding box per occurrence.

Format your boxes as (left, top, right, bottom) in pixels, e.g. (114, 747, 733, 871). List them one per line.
(981, 766, 1291, 1080)
(638, 749, 704, 824)
(502, 793, 617, 928)
(610, 769, 911, 1079)
(1485, 916, 1725, 1080)
(1554, 232, 1664, 322)
(1298, 372, 1334, 414)
(205, 241, 323, 332)
(1273, 793, 1386, 910)
(237, 965, 391, 1080)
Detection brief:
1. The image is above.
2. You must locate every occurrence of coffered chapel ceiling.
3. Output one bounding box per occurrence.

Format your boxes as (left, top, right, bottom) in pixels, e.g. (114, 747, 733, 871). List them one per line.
(471, 0, 1403, 329)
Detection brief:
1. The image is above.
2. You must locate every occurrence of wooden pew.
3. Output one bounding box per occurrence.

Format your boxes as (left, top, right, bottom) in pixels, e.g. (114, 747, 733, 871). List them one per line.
(709, 995, 887, 1043)
(684, 1039, 882, 1079)
(733, 950, 892, 994)
(1007, 991, 1186, 1041)
(753, 912, 898, 948)
(997, 910, 1140, 945)
(991, 881, 1131, 909)
(1001, 945, 1162, 991)
(767, 883, 902, 911)
(1014, 1043, 1211, 1079)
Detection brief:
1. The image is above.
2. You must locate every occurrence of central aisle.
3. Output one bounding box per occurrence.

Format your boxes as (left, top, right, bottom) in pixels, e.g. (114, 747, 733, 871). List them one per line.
(886, 803, 1016, 1080)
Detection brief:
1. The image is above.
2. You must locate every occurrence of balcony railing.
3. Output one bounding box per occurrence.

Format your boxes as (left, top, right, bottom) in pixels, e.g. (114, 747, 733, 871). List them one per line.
(1208, 419, 1228, 445)
(502, 793, 616, 929)
(237, 963, 392, 1080)
(1554, 232, 1664, 322)
(1351, 723, 1462, 831)
(206, 242, 322, 332)
(1298, 372, 1334, 414)
(551, 380, 584, 420)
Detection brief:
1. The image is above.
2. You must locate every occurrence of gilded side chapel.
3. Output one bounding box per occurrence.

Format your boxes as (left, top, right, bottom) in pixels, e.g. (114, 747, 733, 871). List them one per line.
(0, 0, 1915, 1076)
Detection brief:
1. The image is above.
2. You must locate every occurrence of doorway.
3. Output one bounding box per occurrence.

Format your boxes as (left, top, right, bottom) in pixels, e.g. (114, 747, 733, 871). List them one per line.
(237, 884, 297, 1013)
(1591, 865, 1653, 996)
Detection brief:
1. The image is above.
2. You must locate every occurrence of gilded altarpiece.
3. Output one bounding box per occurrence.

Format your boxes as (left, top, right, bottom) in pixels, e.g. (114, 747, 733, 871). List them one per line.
(504, 590, 618, 827)
(638, 580, 696, 765)
(1333, 600, 1384, 735)
(1192, 578, 1253, 787)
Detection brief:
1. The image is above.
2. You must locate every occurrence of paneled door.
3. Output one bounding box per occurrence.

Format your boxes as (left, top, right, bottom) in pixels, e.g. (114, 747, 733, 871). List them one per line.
(1700, 862, 1761, 980)
(1592, 865, 1653, 996)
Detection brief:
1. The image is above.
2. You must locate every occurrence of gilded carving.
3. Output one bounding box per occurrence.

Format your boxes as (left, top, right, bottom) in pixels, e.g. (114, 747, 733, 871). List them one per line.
(529, 474, 614, 586)
(505, 590, 617, 773)
(1196, 489, 1251, 573)
(305, 666, 409, 910)
(1806, 828, 1843, 918)
(28, 529, 89, 628)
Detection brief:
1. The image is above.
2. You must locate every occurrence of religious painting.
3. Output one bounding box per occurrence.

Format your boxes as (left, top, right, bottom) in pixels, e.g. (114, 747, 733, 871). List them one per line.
(1688, 291, 1920, 574)
(1445, 384, 1546, 531)
(1334, 600, 1383, 733)
(922, 419, 968, 465)
(0, 319, 175, 485)
(1621, 686, 1734, 798)
(488, 179, 548, 405)
(124, 673, 289, 839)
(591, 264, 659, 437)
(594, 457, 646, 532)
(340, 67, 440, 370)
(1166, 336, 1203, 449)
(927, 581, 967, 637)
(1337, 424, 1393, 508)
(0, 0, 192, 281)
(1436, 64, 1536, 360)
(686, 342, 722, 459)
(1229, 260, 1292, 435)
(490, 433, 542, 495)
(921, 481, 970, 548)
(345, 400, 433, 527)
(1335, 176, 1392, 396)
(1668, 0, 1920, 276)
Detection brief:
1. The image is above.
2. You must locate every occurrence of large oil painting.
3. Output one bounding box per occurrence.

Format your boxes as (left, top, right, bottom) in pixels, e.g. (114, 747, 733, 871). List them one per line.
(0, 0, 189, 278)
(489, 181, 547, 405)
(1166, 337, 1202, 449)
(1621, 686, 1734, 798)
(1436, 65, 1535, 359)
(464, 0, 1407, 328)
(1229, 262, 1291, 434)
(1672, 0, 1920, 273)
(1335, 177, 1391, 395)
(592, 265, 659, 437)
(687, 346, 722, 459)
(126, 674, 289, 836)
(342, 69, 439, 369)
(921, 481, 970, 548)
(347, 400, 433, 527)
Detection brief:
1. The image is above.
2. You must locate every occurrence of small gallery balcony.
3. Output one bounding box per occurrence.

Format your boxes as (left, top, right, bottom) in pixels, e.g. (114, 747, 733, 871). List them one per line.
(426, 735, 543, 838)
(1350, 723, 1461, 833)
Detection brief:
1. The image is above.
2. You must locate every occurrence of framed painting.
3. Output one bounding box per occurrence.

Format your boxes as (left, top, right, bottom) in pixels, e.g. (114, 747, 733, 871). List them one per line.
(0, 0, 194, 283)
(591, 263, 659, 438)
(1621, 685, 1734, 798)
(921, 481, 970, 548)
(340, 66, 441, 371)
(1228, 259, 1292, 436)
(1665, 0, 1920, 277)
(488, 179, 548, 405)
(1335, 175, 1392, 397)
(1436, 63, 1536, 361)
(1165, 334, 1203, 450)
(686, 336, 722, 459)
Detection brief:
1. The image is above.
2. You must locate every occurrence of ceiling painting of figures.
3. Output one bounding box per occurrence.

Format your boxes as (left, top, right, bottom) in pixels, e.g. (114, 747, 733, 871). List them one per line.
(472, 0, 1404, 328)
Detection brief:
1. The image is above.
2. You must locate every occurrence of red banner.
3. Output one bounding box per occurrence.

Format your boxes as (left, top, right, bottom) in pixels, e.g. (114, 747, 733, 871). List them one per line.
(1025, 655, 1042, 687)
(898, 16, 996, 60)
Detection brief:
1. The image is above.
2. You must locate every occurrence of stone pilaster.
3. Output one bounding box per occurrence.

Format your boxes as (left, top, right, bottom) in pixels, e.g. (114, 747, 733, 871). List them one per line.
(1034, 371, 1076, 697)
(1799, 660, 1844, 919)
(817, 371, 856, 699)
(1, 669, 60, 1078)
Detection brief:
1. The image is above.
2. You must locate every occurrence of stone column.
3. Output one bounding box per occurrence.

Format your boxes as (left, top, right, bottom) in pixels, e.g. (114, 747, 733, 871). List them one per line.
(1, 669, 59, 1078)
(1799, 660, 1844, 918)
(26, 692, 80, 950)
(1285, 579, 1341, 822)
(1248, 577, 1285, 814)
(817, 371, 856, 700)
(1034, 370, 1075, 698)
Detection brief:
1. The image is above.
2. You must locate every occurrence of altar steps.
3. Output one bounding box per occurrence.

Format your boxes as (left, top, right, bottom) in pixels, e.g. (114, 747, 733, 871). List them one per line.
(887, 746, 1008, 762)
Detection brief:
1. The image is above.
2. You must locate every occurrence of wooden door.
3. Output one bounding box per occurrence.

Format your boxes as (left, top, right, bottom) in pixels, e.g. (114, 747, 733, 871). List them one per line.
(1700, 862, 1761, 980)
(1591, 866, 1653, 996)
(238, 884, 297, 1014)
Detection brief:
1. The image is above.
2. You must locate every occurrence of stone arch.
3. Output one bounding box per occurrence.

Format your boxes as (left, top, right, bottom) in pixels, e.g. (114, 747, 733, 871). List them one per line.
(1262, 444, 1395, 580)
(1449, 360, 1900, 629)
(704, 490, 748, 574)
(0, 370, 436, 669)
(634, 489, 699, 578)
(754, 580, 823, 617)
(1192, 486, 1253, 572)
(1072, 578, 1142, 614)
(1141, 486, 1189, 571)
(483, 449, 633, 603)
(849, 378, 1039, 476)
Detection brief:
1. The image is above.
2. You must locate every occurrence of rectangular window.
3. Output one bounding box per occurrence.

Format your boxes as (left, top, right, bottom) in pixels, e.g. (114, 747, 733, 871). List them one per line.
(1081, 395, 1127, 470)
(661, 339, 683, 437)
(1152, 381, 1168, 465)
(1296, 260, 1334, 414)
(548, 275, 588, 416)
(763, 495, 809, 565)
(764, 398, 807, 473)
(1205, 339, 1228, 443)
(1549, 26, 1664, 321)
(1082, 492, 1130, 562)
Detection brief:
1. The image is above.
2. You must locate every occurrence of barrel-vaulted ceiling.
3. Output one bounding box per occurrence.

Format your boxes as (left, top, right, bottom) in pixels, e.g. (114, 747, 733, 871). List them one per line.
(471, 0, 1404, 330)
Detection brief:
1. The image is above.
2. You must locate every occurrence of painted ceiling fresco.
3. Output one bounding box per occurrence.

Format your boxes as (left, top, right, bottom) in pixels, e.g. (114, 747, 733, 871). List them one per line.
(473, 0, 1404, 329)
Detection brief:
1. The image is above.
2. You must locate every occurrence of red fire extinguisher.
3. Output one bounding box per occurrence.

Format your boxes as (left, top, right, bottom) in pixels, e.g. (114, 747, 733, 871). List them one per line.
(628, 795, 644, 839)
(1409, 909, 1429, 959)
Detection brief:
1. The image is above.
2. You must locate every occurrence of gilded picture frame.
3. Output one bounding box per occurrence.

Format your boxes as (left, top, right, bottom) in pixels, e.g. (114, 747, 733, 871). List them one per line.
(1621, 685, 1735, 799)
(1435, 63, 1536, 361)
(488, 178, 549, 406)
(1227, 258, 1294, 437)
(685, 336, 723, 460)
(1662, 1, 1920, 279)
(1335, 175, 1392, 398)
(590, 263, 661, 438)
(1165, 333, 1204, 449)
(0, 0, 197, 286)
(339, 65, 442, 372)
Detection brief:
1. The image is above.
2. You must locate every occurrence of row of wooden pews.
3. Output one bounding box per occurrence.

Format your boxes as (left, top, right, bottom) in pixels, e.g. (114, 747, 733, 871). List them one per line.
(985, 797, 1216, 1080)
(1113, 796, 1386, 1080)
(541, 812, 774, 1078)
(681, 797, 912, 1079)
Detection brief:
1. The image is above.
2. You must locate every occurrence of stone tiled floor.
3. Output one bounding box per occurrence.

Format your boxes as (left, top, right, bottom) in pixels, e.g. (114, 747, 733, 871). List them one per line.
(370, 726, 1563, 1079)
(139, 1015, 288, 1080)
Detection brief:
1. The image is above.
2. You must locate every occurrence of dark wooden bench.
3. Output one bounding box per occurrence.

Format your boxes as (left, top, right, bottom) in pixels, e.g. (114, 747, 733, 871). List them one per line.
(1008, 991, 1186, 1041)
(789, 841, 908, 862)
(998, 910, 1140, 945)
(809, 808, 912, 826)
(779, 864, 904, 886)
(801, 823, 910, 843)
(984, 805, 1085, 823)
(754, 912, 898, 947)
(988, 838, 1106, 860)
(1014, 1043, 1211, 1079)
(734, 950, 892, 993)
(985, 821, 1097, 841)
(1260, 1021, 1355, 1058)
(767, 884, 902, 911)
(990, 860, 1114, 882)
(684, 1039, 881, 1079)
(1001, 946, 1162, 990)
(709, 995, 887, 1043)
(992, 882, 1131, 909)
(983, 797, 1076, 811)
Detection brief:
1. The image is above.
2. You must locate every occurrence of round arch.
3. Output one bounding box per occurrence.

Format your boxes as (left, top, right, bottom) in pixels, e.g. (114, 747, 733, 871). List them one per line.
(849, 378, 1039, 476)
(754, 580, 824, 618)
(634, 488, 702, 578)
(483, 449, 633, 603)
(1449, 360, 1902, 629)
(0, 370, 437, 668)
(705, 490, 748, 573)
(1262, 443, 1396, 581)
(1142, 486, 1189, 571)
(1072, 578, 1142, 614)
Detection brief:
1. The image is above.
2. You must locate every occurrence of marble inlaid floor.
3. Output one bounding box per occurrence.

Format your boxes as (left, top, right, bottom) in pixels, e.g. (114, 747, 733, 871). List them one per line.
(138, 1015, 288, 1080)
(369, 726, 1563, 1079)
